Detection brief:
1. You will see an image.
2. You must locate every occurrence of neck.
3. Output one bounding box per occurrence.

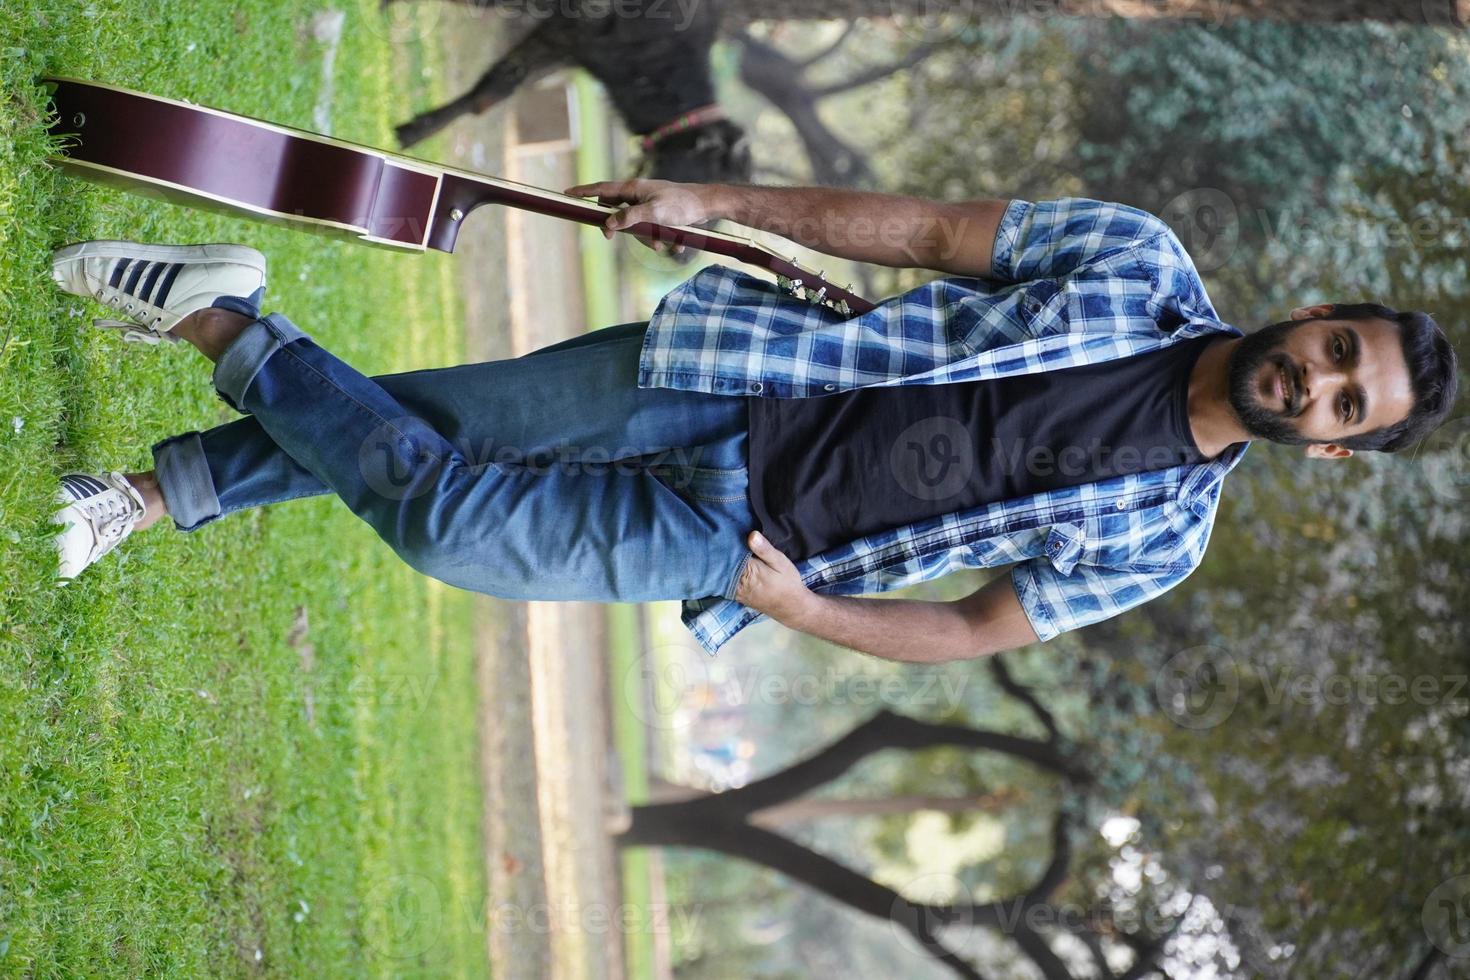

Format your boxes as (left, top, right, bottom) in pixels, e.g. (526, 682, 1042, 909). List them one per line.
(1187, 337, 1253, 457)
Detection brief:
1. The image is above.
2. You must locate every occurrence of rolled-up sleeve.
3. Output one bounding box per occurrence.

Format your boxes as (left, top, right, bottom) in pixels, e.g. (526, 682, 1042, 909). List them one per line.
(1010, 556, 1197, 642)
(991, 198, 1175, 283)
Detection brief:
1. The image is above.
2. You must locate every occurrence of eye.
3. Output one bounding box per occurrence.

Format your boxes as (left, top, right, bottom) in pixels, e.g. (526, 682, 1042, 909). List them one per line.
(1339, 392, 1353, 423)
(1332, 335, 1346, 361)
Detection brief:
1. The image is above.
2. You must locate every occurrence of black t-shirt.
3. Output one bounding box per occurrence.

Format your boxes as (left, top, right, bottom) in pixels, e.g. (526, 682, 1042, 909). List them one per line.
(745, 336, 1220, 562)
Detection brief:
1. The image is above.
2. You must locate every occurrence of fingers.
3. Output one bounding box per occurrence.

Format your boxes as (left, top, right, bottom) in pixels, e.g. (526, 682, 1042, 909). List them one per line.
(574, 188, 685, 255)
(564, 179, 642, 202)
(605, 203, 654, 234)
(747, 530, 787, 568)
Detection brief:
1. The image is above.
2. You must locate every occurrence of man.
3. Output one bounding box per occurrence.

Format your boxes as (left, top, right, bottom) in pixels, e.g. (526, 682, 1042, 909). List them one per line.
(52, 182, 1459, 661)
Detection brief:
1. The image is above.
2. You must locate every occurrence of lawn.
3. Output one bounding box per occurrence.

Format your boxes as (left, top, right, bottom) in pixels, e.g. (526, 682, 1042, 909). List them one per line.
(1, 2, 489, 975)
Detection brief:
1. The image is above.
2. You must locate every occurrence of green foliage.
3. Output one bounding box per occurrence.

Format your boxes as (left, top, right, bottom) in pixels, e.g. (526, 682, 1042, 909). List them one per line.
(877, 15, 1468, 978)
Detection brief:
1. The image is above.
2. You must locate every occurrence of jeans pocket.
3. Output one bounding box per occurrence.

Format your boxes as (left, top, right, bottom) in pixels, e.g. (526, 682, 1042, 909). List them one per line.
(722, 550, 754, 601)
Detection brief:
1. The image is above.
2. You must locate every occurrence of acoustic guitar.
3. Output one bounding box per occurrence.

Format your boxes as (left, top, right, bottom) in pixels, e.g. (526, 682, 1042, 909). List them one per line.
(40, 77, 875, 316)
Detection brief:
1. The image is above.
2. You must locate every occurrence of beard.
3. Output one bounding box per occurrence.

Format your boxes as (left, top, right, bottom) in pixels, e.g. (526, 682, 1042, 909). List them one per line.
(1227, 318, 1313, 445)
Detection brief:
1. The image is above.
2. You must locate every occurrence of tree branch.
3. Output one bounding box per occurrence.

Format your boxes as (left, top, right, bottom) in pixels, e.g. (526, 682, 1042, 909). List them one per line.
(664, 708, 1084, 820)
(791, 20, 857, 69)
(619, 808, 1075, 932)
(1406, 944, 1445, 980)
(989, 656, 1061, 744)
(808, 41, 945, 98)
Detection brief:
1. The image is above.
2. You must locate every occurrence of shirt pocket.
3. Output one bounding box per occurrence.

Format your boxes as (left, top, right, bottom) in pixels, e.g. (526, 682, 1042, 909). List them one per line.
(1016, 278, 1073, 338)
(952, 278, 1072, 355)
(1089, 503, 1193, 571)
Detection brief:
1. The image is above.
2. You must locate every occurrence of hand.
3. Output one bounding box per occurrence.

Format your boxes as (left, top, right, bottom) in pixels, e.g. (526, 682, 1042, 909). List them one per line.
(733, 530, 816, 624)
(562, 178, 715, 255)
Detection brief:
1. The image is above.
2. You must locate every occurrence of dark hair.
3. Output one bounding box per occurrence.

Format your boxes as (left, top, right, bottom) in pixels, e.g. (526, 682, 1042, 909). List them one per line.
(1320, 303, 1459, 453)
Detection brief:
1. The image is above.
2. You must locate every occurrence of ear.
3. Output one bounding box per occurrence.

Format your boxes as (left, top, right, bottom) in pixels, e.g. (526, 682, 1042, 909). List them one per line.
(1290, 303, 1334, 321)
(1304, 442, 1354, 459)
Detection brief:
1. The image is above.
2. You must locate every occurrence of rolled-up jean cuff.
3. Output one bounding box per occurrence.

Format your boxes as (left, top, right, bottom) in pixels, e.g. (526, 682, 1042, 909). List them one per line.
(212, 312, 309, 412)
(152, 431, 221, 531)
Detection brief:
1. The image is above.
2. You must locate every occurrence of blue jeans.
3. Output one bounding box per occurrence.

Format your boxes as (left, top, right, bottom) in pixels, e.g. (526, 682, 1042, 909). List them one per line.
(150, 308, 756, 603)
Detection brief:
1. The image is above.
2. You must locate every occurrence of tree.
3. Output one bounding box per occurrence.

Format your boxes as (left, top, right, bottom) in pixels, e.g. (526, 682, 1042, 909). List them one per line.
(620, 662, 1199, 980)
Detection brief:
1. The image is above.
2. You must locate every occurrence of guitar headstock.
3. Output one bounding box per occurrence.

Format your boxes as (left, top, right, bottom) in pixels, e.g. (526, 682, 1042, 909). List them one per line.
(765, 252, 873, 317)
(775, 272, 855, 317)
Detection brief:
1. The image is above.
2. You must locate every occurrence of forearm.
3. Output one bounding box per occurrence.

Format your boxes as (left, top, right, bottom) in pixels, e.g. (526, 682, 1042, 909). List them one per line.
(780, 593, 995, 664)
(705, 183, 971, 272)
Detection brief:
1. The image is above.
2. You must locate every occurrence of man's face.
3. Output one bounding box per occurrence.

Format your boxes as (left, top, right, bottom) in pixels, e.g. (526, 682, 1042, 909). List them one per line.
(1227, 307, 1416, 456)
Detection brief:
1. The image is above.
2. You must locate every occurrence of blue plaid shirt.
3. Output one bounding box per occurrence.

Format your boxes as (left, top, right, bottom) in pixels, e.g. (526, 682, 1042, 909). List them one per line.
(639, 197, 1251, 655)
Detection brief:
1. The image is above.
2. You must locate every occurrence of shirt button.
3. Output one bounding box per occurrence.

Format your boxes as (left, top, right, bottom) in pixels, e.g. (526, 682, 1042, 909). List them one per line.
(1115, 500, 1127, 510)
(823, 383, 836, 392)
(750, 381, 763, 393)
(1026, 299, 1042, 314)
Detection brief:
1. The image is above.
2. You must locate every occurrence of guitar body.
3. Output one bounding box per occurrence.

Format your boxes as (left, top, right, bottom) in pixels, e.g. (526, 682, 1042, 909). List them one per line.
(43, 77, 876, 314)
(47, 78, 444, 250)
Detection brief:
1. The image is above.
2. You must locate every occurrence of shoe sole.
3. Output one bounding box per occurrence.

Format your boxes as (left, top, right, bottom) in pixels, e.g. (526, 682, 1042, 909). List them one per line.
(51, 241, 267, 277)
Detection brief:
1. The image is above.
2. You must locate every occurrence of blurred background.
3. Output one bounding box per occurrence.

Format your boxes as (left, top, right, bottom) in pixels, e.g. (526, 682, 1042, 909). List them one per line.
(3, 2, 1467, 978)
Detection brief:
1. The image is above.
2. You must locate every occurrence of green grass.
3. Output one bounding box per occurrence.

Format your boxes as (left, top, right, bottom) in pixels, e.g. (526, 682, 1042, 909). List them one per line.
(1, 2, 488, 975)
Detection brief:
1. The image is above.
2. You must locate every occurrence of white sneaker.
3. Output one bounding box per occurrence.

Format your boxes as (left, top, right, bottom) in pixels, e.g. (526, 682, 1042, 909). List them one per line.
(53, 472, 149, 583)
(51, 241, 267, 345)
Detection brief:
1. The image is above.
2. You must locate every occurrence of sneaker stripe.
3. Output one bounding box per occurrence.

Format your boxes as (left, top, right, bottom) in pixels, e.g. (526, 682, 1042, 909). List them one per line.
(123, 258, 149, 296)
(139, 261, 167, 304)
(61, 475, 103, 500)
(153, 263, 184, 306)
(109, 258, 131, 289)
(124, 260, 148, 296)
(76, 474, 110, 495)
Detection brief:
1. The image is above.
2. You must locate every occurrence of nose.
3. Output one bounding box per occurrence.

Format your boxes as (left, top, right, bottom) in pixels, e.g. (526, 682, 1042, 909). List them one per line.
(1299, 357, 1347, 403)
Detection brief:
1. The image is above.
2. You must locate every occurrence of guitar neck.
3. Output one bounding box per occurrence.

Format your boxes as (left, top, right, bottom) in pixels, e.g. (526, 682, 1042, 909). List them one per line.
(425, 170, 876, 315)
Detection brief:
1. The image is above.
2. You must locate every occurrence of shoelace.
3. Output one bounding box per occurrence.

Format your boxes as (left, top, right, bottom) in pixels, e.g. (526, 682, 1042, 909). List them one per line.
(75, 486, 143, 563)
(92, 319, 182, 344)
(92, 283, 175, 343)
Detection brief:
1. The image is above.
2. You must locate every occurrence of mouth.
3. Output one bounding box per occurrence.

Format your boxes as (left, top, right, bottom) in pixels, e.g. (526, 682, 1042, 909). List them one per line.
(1276, 363, 1292, 413)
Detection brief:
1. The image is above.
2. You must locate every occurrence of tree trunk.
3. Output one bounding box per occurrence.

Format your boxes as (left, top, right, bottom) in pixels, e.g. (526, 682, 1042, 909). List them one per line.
(613, 707, 1193, 979)
(645, 781, 1024, 823)
(736, 33, 873, 186)
(749, 789, 1022, 826)
(720, 0, 1468, 28)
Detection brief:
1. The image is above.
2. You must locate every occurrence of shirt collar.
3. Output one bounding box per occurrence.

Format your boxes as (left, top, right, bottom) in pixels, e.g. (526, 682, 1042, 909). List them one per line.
(1169, 315, 1252, 513)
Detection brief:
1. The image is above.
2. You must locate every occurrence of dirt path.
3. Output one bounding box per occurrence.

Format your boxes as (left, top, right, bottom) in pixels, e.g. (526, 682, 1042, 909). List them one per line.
(431, 12, 623, 979)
